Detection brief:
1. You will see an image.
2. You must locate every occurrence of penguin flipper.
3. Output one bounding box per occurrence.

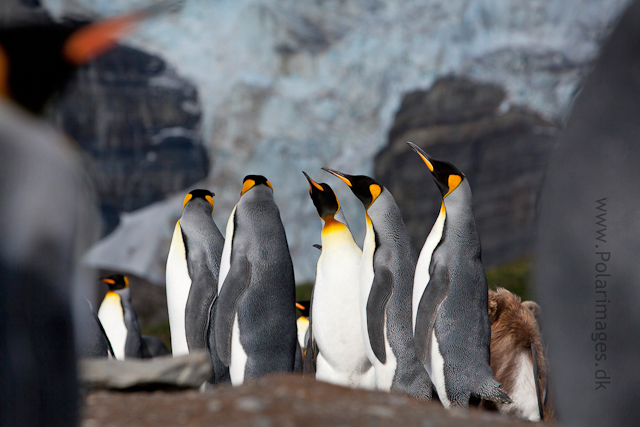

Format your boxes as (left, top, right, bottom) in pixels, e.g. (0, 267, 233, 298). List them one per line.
(366, 267, 394, 364)
(185, 266, 217, 351)
(414, 263, 449, 365)
(214, 255, 251, 366)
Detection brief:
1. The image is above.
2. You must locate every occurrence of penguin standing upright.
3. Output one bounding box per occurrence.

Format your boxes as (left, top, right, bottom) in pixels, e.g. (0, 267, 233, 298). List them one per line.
(322, 168, 432, 400)
(215, 175, 297, 386)
(0, 7, 175, 426)
(97, 275, 143, 359)
(408, 141, 511, 408)
(166, 189, 229, 382)
(302, 171, 375, 389)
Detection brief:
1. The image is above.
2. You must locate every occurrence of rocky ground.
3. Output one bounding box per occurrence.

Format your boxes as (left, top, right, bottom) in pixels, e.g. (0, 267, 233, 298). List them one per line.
(81, 374, 542, 427)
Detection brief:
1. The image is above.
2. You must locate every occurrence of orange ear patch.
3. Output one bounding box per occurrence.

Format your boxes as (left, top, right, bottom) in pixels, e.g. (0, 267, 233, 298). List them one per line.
(182, 193, 193, 210)
(241, 179, 255, 195)
(369, 184, 382, 205)
(444, 175, 462, 197)
(205, 195, 214, 210)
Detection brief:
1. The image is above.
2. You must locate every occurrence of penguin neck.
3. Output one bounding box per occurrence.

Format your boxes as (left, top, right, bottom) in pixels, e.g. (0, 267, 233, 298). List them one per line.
(365, 190, 407, 242)
(441, 181, 479, 237)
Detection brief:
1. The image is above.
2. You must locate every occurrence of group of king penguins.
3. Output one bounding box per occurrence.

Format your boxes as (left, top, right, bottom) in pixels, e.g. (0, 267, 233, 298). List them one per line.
(164, 144, 550, 422)
(0, 3, 550, 425)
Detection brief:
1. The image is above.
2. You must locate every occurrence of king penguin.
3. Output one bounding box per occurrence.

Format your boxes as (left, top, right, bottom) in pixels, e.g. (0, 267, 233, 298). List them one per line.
(322, 168, 432, 400)
(166, 189, 229, 383)
(97, 275, 143, 359)
(0, 7, 175, 425)
(302, 171, 375, 389)
(215, 175, 298, 385)
(407, 141, 511, 408)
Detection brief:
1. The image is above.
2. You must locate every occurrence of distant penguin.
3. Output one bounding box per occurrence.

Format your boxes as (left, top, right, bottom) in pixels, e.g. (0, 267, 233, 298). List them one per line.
(97, 275, 143, 359)
(485, 288, 551, 422)
(166, 189, 228, 383)
(323, 168, 432, 400)
(303, 171, 375, 389)
(215, 175, 297, 385)
(408, 142, 510, 408)
(296, 302, 310, 351)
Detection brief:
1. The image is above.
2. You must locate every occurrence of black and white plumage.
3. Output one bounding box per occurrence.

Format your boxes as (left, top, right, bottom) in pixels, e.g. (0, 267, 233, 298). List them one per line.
(323, 168, 433, 400)
(408, 142, 510, 408)
(166, 189, 229, 383)
(302, 172, 375, 389)
(215, 175, 298, 385)
(98, 275, 144, 359)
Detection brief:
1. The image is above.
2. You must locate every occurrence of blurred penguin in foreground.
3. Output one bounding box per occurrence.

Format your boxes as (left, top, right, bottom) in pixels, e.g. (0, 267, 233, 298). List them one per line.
(0, 4, 177, 426)
(535, 1, 640, 425)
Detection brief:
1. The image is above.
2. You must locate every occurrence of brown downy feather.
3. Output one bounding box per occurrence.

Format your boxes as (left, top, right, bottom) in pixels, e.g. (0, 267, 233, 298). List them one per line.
(484, 288, 555, 422)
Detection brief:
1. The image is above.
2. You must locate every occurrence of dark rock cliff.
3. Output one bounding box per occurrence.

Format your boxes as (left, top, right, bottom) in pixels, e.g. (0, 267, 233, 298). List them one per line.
(376, 77, 559, 267)
(50, 45, 208, 234)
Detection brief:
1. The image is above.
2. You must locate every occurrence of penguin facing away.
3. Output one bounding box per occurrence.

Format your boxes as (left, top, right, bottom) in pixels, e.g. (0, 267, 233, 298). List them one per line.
(97, 275, 143, 359)
(166, 189, 229, 382)
(302, 171, 375, 389)
(215, 175, 298, 385)
(322, 168, 433, 400)
(408, 141, 511, 408)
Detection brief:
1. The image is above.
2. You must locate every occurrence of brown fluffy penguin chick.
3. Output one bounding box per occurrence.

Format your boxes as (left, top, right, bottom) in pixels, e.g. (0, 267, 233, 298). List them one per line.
(484, 288, 555, 422)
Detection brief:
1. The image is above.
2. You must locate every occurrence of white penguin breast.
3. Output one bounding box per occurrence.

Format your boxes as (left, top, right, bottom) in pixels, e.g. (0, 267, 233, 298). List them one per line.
(166, 221, 191, 357)
(430, 329, 451, 408)
(98, 293, 127, 360)
(413, 207, 446, 332)
(230, 313, 248, 386)
(499, 352, 541, 421)
(218, 205, 237, 293)
(313, 224, 367, 373)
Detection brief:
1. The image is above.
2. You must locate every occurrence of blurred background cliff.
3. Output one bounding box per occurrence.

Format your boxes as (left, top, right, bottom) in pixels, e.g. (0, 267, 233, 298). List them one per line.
(0, 0, 631, 342)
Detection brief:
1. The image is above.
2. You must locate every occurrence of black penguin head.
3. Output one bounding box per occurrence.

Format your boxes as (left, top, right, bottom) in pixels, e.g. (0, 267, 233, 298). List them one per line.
(296, 301, 310, 318)
(182, 188, 214, 211)
(302, 171, 340, 220)
(407, 142, 465, 197)
(322, 168, 383, 209)
(0, 3, 176, 114)
(100, 274, 129, 291)
(241, 175, 273, 195)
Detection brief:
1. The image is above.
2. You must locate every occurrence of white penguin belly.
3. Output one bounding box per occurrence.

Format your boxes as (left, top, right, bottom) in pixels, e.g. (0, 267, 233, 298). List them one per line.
(498, 352, 540, 421)
(430, 329, 451, 408)
(229, 313, 248, 386)
(166, 221, 191, 356)
(413, 206, 445, 332)
(360, 217, 397, 391)
(98, 293, 127, 360)
(313, 226, 372, 388)
(218, 205, 236, 293)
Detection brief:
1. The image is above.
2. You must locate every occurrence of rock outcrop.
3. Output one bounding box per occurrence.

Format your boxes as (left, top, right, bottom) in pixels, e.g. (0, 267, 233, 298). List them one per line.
(377, 77, 557, 265)
(80, 351, 212, 391)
